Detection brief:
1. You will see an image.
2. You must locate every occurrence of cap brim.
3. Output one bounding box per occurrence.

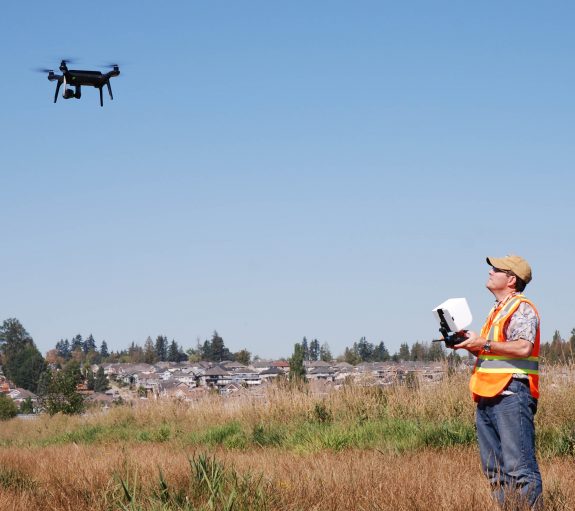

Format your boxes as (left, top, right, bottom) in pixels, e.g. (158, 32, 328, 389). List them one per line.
(486, 256, 513, 271)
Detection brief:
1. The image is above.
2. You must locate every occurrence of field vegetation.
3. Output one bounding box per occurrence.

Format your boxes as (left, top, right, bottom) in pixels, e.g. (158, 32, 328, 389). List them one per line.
(1, 366, 574, 510)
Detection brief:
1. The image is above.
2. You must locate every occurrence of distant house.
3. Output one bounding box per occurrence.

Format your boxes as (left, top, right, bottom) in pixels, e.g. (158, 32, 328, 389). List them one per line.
(252, 360, 272, 373)
(200, 366, 232, 388)
(86, 392, 116, 407)
(270, 361, 290, 373)
(230, 370, 261, 386)
(259, 366, 284, 382)
(170, 370, 197, 386)
(220, 382, 244, 396)
(306, 367, 334, 381)
(8, 388, 38, 407)
(0, 379, 11, 394)
(157, 381, 196, 400)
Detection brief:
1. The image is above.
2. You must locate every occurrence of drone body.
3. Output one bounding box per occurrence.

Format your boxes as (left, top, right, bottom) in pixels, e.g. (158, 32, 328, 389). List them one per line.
(44, 60, 120, 107)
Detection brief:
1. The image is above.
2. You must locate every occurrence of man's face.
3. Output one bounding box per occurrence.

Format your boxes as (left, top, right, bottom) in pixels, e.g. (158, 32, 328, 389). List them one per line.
(486, 266, 514, 292)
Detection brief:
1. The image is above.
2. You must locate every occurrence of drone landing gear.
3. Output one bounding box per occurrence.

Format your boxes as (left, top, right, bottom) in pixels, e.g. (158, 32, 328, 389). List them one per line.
(98, 80, 114, 107)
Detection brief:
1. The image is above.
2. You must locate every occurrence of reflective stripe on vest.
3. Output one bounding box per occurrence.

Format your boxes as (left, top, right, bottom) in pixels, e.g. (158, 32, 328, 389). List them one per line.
(484, 295, 525, 341)
(475, 355, 539, 375)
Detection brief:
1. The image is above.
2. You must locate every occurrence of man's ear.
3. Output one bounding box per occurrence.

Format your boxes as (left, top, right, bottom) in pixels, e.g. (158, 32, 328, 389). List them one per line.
(508, 274, 517, 290)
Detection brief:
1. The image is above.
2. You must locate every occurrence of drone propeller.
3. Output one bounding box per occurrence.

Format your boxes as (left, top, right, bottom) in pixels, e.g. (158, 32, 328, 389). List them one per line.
(99, 64, 121, 73)
(33, 68, 55, 74)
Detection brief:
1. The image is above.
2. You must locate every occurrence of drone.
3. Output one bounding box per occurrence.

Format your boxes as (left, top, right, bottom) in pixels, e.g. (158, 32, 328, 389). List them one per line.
(38, 60, 120, 107)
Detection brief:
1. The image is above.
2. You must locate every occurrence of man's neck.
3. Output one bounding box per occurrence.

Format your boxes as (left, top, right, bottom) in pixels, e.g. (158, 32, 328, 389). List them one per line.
(493, 289, 517, 304)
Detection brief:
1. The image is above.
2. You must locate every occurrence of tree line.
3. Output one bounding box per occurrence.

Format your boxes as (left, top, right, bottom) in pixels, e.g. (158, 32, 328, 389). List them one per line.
(2, 317, 575, 418)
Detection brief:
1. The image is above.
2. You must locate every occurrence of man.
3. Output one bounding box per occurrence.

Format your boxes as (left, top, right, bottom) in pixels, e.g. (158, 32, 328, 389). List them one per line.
(454, 255, 542, 509)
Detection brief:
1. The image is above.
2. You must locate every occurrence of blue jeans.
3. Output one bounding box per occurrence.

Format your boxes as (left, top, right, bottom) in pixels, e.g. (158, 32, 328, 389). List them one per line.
(476, 379, 543, 509)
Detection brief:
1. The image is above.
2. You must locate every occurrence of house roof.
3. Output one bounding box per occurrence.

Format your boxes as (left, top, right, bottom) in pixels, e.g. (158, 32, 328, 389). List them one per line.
(203, 366, 231, 377)
(252, 360, 271, 368)
(260, 367, 284, 375)
(306, 360, 332, 368)
(9, 388, 37, 400)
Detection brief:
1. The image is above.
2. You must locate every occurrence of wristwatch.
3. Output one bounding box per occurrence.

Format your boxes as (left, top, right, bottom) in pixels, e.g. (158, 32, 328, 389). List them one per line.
(482, 341, 492, 353)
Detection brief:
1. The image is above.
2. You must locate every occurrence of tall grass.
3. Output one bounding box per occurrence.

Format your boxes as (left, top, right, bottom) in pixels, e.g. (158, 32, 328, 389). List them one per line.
(1, 364, 574, 509)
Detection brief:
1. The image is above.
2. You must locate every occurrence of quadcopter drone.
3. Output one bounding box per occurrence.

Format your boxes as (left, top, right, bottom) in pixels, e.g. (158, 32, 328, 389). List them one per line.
(39, 60, 120, 107)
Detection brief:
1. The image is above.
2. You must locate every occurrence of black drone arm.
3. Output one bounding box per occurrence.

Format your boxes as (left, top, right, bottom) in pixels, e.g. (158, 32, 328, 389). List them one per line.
(104, 66, 120, 79)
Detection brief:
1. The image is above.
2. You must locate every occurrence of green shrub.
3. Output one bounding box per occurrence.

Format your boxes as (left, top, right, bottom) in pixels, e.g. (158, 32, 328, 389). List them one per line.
(0, 394, 18, 420)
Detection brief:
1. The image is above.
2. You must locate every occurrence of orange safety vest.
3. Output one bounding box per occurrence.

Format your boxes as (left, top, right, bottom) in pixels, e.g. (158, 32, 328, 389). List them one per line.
(469, 293, 540, 400)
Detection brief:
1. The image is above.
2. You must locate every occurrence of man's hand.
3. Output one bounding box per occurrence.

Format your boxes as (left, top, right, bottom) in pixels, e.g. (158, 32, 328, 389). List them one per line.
(453, 331, 484, 354)
(453, 332, 534, 357)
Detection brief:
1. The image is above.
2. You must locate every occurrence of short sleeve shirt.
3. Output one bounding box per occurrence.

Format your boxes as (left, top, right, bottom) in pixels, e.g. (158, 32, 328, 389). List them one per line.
(505, 302, 538, 344)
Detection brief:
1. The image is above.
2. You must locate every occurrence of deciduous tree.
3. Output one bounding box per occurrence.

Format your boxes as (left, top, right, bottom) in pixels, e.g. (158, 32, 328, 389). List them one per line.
(37, 369, 85, 416)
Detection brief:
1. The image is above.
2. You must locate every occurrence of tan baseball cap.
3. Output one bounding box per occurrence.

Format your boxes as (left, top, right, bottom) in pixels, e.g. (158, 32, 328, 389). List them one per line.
(486, 254, 532, 284)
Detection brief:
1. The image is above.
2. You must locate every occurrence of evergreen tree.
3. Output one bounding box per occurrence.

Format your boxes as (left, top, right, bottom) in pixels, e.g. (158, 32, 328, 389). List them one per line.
(0, 318, 47, 393)
(319, 342, 332, 362)
(356, 337, 374, 362)
(100, 340, 109, 358)
(55, 339, 71, 360)
(289, 343, 306, 382)
(168, 340, 180, 362)
(201, 339, 213, 361)
(309, 339, 320, 361)
(301, 337, 310, 361)
(1, 318, 33, 357)
(83, 334, 97, 354)
(398, 342, 410, 361)
(207, 331, 231, 362)
(373, 342, 390, 362)
(143, 337, 157, 364)
(70, 334, 83, 352)
(155, 335, 168, 361)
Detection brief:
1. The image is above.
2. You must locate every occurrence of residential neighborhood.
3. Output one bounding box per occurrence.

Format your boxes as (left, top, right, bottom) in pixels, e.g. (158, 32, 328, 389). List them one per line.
(0, 358, 459, 414)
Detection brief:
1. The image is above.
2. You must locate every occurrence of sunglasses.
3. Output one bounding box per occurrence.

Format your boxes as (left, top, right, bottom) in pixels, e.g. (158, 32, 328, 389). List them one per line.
(492, 267, 513, 276)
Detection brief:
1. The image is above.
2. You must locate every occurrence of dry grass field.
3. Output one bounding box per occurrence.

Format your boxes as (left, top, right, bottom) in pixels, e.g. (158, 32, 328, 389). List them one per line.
(1, 366, 574, 510)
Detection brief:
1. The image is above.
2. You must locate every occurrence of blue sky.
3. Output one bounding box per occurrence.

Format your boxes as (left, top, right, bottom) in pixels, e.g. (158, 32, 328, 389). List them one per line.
(1, 1, 574, 359)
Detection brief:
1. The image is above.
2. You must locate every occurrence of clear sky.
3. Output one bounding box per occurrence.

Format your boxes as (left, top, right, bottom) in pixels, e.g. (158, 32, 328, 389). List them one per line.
(1, 1, 574, 359)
